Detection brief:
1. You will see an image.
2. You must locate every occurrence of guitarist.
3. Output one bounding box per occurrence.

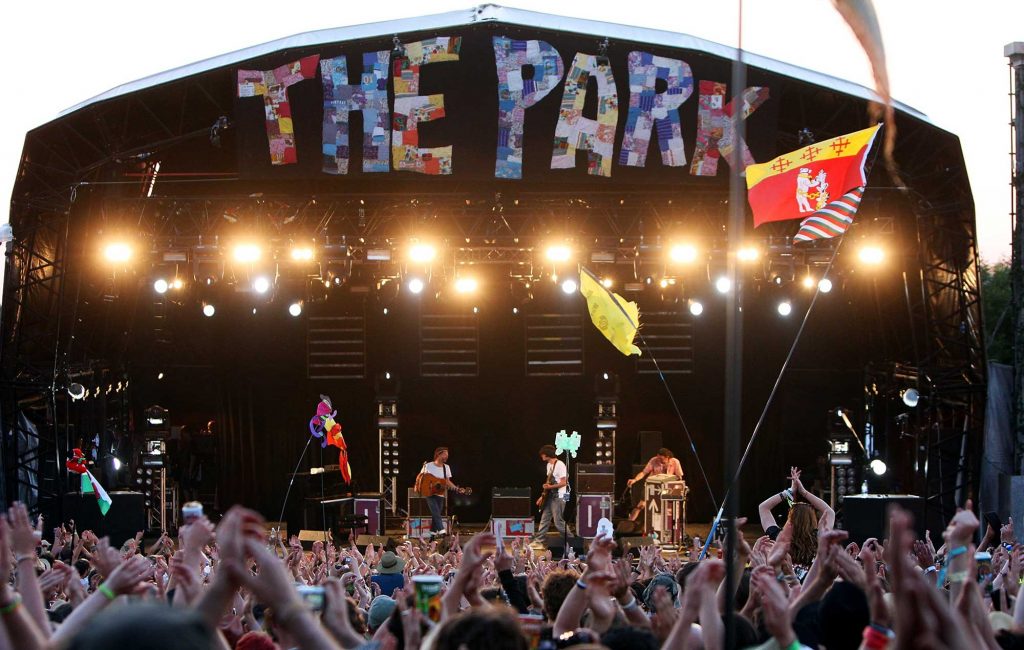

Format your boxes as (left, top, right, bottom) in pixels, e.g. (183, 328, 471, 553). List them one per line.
(531, 445, 568, 543)
(415, 447, 465, 536)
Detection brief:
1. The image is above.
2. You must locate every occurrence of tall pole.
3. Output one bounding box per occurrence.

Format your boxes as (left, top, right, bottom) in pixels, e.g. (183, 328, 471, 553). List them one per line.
(723, 2, 746, 648)
(1007, 42, 1024, 474)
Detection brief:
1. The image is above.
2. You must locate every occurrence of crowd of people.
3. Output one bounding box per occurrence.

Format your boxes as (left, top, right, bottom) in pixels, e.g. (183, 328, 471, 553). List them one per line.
(0, 466, 1021, 649)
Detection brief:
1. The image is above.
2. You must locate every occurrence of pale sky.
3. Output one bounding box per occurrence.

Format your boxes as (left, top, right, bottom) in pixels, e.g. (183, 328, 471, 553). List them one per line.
(2, 1, 1020, 262)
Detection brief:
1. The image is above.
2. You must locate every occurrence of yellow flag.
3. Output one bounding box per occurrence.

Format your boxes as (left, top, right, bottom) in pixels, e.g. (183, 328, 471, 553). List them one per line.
(579, 268, 641, 357)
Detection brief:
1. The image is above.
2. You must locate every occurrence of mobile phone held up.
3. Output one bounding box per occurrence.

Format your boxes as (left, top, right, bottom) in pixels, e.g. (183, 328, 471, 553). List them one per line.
(297, 585, 325, 612)
(181, 502, 203, 526)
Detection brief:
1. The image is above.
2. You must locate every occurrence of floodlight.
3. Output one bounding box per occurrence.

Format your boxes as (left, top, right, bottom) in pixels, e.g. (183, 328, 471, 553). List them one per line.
(689, 300, 704, 316)
(103, 242, 133, 263)
(67, 383, 85, 400)
(818, 278, 833, 293)
(561, 278, 578, 294)
(669, 244, 698, 264)
(233, 243, 261, 263)
(858, 246, 884, 265)
(288, 302, 303, 317)
(455, 277, 478, 293)
(715, 277, 732, 294)
(601, 277, 613, 289)
(407, 277, 425, 294)
(153, 278, 169, 294)
(901, 388, 920, 408)
(737, 246, 759, 262)
(546, 245, 572, 263)
(408, 243, 437, 263)
(202, 303, 216, 317)
(802, 275, 815, 289)
(253, 276, 271, 294)
(869, 459, 887, 476)
(290, 246, 314, 261)
(777, 300, 793, 316)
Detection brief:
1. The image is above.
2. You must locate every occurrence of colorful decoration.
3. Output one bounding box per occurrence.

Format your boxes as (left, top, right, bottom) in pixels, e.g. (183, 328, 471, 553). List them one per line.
(579, 267, 641, 356)
(793, 187, 864, 242)
(619, 51, 692, 168)
(554, 429, 582, 459)
(321, 51, 391, 174)
(689, 81, 770, 177)
(238, 55, 320, 165)
(309, 394, 352, 483)
(493, 36, 565, 179)
(745, 125, 879, 228)
(392, 37, 461, 175)
(551, 53, 619, 177)
(67, 449, 111, 516)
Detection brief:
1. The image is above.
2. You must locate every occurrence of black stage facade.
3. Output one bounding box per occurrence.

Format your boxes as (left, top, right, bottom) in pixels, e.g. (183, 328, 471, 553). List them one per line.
(0, 6, 983, 538)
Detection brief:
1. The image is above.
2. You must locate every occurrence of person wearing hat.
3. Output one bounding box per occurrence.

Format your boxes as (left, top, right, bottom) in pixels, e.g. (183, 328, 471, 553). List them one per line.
(366, 595, 397, 632)
(370, 551, 405, 598)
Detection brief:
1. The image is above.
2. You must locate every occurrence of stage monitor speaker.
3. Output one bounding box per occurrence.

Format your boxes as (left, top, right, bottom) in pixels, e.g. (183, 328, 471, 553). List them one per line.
(544, 535, 585, 560)
(492, 487, 531, 498)
(62, 491, 145, 547)
(639, 431, 662, 463)
(356, 535, 393, 551)
(618, 536, 655, 559)
(298, 530, 330, 547)
(841, 494, 925, 544)
(407, 489, 432, 517)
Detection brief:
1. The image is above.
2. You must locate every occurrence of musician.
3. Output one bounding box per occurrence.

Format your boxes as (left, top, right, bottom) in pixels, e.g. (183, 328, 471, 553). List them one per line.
(531, 445, 568, 542)
(626, 448, 683, 522)
(416, 447, 464, 535)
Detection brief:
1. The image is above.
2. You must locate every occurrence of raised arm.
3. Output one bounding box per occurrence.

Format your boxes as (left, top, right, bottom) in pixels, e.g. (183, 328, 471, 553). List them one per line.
(791, 468, 834, 531)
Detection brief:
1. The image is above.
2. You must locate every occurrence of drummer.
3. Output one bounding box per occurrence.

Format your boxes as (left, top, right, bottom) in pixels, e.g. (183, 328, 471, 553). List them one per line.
(626, 448, 683, 522)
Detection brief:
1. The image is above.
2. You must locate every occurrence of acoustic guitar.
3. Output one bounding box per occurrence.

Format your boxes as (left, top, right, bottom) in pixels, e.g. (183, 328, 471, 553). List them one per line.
(416, 473, 473, 498)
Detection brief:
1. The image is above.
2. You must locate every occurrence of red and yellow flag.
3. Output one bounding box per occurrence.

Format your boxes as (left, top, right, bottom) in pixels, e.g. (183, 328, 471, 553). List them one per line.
(746, 125, 879, 228)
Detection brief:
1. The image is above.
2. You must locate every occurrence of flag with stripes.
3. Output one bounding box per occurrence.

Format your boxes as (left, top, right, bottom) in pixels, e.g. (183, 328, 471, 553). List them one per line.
(793, 187, 864, 242)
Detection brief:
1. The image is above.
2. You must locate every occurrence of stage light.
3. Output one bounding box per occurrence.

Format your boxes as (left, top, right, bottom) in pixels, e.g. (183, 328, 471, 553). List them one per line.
(858, 245, 884, 265)
(561, 278, 578, 294)
(601, 277, 613, 289)
(737, 246, 759, 262)
(113, 457, 122, 471)
(408, 243, 436, 264)
(777, 300, 793, 316)
(288, 302, 303, 317)
(715, 277, 732, 294)
(383, 308, 389, 315)
(689, 300, 704, 316)
(901, 388, 920, 408)
(407, 277, 425, 294)
(253, 276, 271, 294)
(455, 277, 478, 293)
(602, 372, 609, 380)
(290, 246, 314, 261)
(171, 278, 184, 290)
(233, 243, 261, 263)
(870, 458, 887, 476)
(67, 383, 85, 400)
(512, 307, 519, 314)
(818, 278, 833, 293)
(157, 372, 164, 380)
(659, 278, 669, 289)
(202, 303, 216, 317)
(669, 243, 698, 264)
(802, 275, 815, 289)
(546, 244, 572, 263)
(103, 242, 133, 263)
(472, 306, 479, 314)
(153, 278, 169, 294)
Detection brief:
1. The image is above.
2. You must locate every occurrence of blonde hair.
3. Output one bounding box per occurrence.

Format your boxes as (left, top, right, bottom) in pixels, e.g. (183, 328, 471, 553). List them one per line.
(787, 503, 819, 566)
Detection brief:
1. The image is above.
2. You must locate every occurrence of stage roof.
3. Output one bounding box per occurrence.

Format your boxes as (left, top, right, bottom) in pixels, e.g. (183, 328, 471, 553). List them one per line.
(58, 4, 932, 127)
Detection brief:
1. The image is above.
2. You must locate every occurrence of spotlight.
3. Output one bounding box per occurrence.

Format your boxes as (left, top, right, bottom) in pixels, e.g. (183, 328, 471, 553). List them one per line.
(561, 278, 578, 294)
(472, 306, 479, 314)
(407, 277, 425, 294)
(202, 303, 216, 317)
(454, 277, 478, 294)
(103, 242, 133, 263)
(601, 277, 613, 289)
(113, 457, 122, 471)
(408, 243, 437, 264)
(858, 246, 884, 265)
(802, 275, 815, 289)
(288, 301, 303, 317)
(777, 300, 792, 316)
(901, 388, 920, 408)
(546, 245, 572, 263)
(689, 300, 704, 316)
(737, 246, 759, 262)
(659, 279, 669, 289)
(171, 278, 184, 290)
(253, 276, 271, 294)
(512, 307, 519, 314)
(869, 458, 887, 476)
(290, 246, 314, 261)
(67, 383, 85, 400)
(818, 278, 833, 293)
(669, 244, 698, 264)
(153, 278, 169, 294)
(233, 243, 262, 263)
(157, 372, 164, 380)
(715, 277, 732, 294)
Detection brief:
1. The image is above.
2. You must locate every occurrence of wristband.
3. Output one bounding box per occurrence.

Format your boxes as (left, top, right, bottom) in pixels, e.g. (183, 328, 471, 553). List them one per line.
(621, 596, 638, 610)
(98, 584, 117, 600)
(575, 578, 587, 590)
(862, 623, 894, 649)
(0, 594, 22, 616)
(782, 641, 802, 650)
(946, 546, 968, 559)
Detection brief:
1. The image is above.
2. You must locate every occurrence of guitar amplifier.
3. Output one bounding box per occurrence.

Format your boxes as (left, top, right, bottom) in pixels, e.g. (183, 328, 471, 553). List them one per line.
(577, 464, 614, 493)
(407, 489, 434, 517)
(492, 487, 532, 517)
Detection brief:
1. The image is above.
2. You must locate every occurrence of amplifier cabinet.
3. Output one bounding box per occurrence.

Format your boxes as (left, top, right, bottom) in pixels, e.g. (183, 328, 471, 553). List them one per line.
(577, 464, 615, 493)
(576, 494, 613, 538)
(354, 498, 381, 536)
(492, 496, 533, 518)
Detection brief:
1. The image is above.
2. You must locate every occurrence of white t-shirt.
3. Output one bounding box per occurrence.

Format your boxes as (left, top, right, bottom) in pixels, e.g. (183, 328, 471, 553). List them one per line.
(546, 459, 568, 498)
(422, 462, 451, 481)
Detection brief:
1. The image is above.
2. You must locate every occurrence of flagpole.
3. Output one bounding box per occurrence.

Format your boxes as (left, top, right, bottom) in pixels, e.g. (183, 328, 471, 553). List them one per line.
(723, 0, 746, 646)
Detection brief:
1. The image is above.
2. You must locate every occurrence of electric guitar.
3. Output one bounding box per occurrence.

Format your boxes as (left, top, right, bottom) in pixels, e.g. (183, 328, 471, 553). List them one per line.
(416, 473, 473, 498)
(536, 464, 557, 508)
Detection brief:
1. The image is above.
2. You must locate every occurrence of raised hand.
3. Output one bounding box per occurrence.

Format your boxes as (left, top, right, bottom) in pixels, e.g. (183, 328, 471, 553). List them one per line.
(7, 502, 41, 556)
(104, 555, 153, 596)
(943, 499, 979, 547)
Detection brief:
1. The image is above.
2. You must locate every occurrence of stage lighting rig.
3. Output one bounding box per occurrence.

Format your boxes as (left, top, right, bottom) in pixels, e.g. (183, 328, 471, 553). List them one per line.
(561, 278, 578, 294)
(777, 300, 792, 316)
(454, 277, 478, 294)
(688, 300, 704, 316)
(406, 277, 425, 294)
(545, 244, 572, 263)
(668, 243, 698, 264)
(233, 243, 262, 264)
(103, 241, 133, 264)
(408, 242, 437, 264)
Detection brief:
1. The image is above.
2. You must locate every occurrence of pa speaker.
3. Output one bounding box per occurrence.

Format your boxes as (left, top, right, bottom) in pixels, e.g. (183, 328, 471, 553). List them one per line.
(62, 491, 146, 547)
(841, 494, 925, 544)
(544, 535, 585, 560)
